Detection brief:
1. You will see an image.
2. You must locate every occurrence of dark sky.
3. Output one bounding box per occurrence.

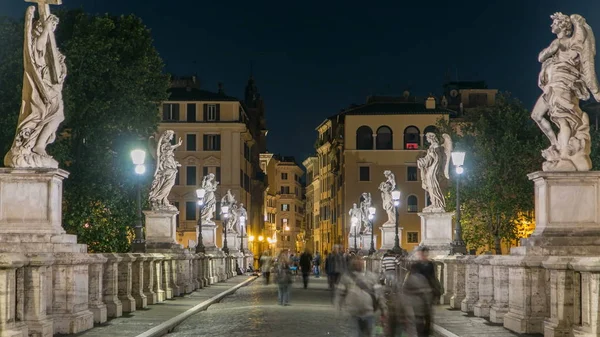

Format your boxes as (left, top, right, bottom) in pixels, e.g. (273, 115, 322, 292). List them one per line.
(2, 1, 600, 162)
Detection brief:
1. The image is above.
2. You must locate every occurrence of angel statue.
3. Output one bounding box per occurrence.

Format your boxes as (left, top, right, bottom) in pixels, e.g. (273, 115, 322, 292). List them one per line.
(360, 192, 373, 234)
(379, 170, 397, 225)
(532, 13, 600, 171)
(229, 204, 240, 233)
(4, 6, 68, 168)
(348, 203, 363, 235)
(221, 189, 236, 232)
(148, 130, 182, 211)
(417, 133, 452, 213)
(200, 173, 219, 225)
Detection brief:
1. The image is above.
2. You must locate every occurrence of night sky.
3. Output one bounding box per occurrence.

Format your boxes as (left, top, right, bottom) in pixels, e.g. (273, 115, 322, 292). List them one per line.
(2, 1, 600, 162)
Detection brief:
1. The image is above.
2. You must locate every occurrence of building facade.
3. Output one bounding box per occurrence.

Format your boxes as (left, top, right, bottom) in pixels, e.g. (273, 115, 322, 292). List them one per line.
(157, 76, 266, 250)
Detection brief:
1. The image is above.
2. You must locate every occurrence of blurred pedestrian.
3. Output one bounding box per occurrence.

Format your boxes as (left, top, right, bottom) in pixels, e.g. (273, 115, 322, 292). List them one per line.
(299, 248, 313, 289)
(408, 246, 442, 335)
(335, 256, 386, 337)
(259, 251, 273, 285)
(381, 250, 400, 287)
(274, 251, 293, 306)
(313, 251, 321, 277)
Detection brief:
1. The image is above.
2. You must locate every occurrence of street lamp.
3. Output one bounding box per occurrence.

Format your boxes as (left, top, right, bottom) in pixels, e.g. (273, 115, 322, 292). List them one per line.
(240, 214, 247, 253)
(195, 188, 206, 253)
(221, 205, 230, 254)
(131, 149, 146, 253)
(451, 151, 468, 254)
(283, 218, 289, 253)
(368, 206, 376, 255)
(391, 189, 402, 254)
(351, 215, 358, 253)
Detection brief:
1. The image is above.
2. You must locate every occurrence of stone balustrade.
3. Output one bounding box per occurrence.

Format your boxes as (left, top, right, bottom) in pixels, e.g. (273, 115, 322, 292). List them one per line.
(0, 250, 244, 337)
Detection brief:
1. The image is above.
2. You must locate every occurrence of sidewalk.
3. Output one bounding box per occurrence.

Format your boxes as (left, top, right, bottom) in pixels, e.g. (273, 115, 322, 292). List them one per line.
(71, 276, 256, 337)
(432, 306, 542, 337)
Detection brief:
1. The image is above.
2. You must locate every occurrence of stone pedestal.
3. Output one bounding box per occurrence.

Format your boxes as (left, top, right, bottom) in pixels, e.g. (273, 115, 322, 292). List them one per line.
(418, 211, 454, 255)
(361, 234, 377, 252)
(440, 256, 457, 305)
(542, 257, 575, 337)
(450, 256, 468, 309)
(87, 254, 108, 324)
(380, 225, 401, 250)
(461, 256, 479, 313)
(348, 233, 360, 251)
(0, 253, 28, 337)
(490, 256, 510, 324)
(222, 230, 238, 252)
(201, 224, 218, 249)
(473, 255, 494, 318)
(144, 210, 178, 245)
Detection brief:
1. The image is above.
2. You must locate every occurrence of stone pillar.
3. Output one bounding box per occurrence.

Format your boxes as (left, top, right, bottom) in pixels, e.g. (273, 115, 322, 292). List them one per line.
(490, 256, 510, 324)
(571, 257, 600, 337)
(418, 211, 454, 256)
(503, 256, 548, 334)
(21, 254, 54, 337)
(379, 225, 399, 250)
(450, 255, 467, 309)
(169, 256, 182, 296)
(101, 254, 122, 318)
(117, 253, 137, 313)
(207, 256, 216, 284)
(87, 254, 107, 324)
(440, 256, 457, 305)
(542, 257, 576, 337)
(461, 256, 479, 313)
(0, 253, 28, 337)
(142, 254, 158, 305)
(151, 254, 165, 302)
(130, 254, 148, 310)
(144, 210, 179, 247)
(474, 255, 494, 318)
(192, 254, 201, 290)
(162, 257, 174, 299)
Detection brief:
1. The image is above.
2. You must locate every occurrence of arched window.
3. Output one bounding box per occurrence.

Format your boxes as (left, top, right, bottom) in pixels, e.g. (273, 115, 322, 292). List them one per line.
(404, 126, 420, 150)
(376, 126, 393, 150)
(407, 195, 418, 212)
(356, 126, 373, 150)
(423, 125, 438, 146)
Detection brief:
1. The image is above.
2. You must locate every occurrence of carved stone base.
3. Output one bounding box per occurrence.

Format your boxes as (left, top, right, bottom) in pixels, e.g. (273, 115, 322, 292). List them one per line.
(379, 226, 401, 250)
(144, 210, 178, 245)
(201, 224, 218, 249)
(418, 211, 454, 256)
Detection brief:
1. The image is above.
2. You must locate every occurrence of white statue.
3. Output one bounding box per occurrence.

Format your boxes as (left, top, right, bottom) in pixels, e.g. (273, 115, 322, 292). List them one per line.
(200, 173, 219, 225)
(417, 133, 452, 212)
(229, 202, 247, 234)
(348, 203, 363, 235)
(148, 130, 181, 211)
(379, 170, 396, 225)
(221, 189, 236, 232)
(532, 13, 600, 171)
(4, 5, 67, 168)
(360, 192, 373, 234)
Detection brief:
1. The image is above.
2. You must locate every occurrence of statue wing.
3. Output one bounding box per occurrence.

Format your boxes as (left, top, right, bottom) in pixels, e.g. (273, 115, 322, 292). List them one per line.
(24, 7, 48, 107)
(148, 135, 158, 160)
(572, 15, 600, 100)
(441, 134, 453, 179)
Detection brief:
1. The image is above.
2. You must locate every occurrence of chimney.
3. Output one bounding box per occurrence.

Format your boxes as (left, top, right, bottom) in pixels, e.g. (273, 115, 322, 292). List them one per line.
(218, 82, 224, 94)
(425, 95, 436, 109)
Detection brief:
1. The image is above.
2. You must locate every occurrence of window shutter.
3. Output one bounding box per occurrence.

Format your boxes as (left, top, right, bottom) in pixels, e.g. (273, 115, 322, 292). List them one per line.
(203, 104, 208, 121)
(216, 104, 221, 121)
(203, 134, 208, 150)
(203, 166, 208, 177)
(216, 167, 221, 182)
(162, 104, 169, 120)
(216, 135, 221, 150)
(173, 104, 180, 120)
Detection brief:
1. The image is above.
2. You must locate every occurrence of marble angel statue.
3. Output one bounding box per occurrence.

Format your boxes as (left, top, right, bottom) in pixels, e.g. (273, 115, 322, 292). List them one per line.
(532, 13, 600, 171)
(230, 203, 248, 234)
(360, 192, 373, 234)
(200, 173, 219, 225)
(4, 6, 67, 168)
(348, 203, 363, 235)
(379, 170, 396, 225)
(221, 189, 236, 232)
(417, 133, 452, 212)
(148, 130, 181, 211)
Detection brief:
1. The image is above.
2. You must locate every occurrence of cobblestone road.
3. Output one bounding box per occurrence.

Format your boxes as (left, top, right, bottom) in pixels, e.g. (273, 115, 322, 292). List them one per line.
(168, 275, 355, 337)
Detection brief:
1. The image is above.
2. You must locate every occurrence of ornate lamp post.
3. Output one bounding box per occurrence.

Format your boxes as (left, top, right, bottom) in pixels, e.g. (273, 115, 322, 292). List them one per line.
(221, 205, 230, 254)
(240, 214, 247, 252)
(283, 218, 289, 253)
(351, 215, 358, 252)
(195, 187, 206, 253)
(368, 206, 376, 255)
(131, 149, 146, 253)
(391, 189, 402, 254)
(451, 151, 468, 254)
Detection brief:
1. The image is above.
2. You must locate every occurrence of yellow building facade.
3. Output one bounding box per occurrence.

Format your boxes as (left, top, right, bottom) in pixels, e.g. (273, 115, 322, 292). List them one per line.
(157, 77, 266, 250)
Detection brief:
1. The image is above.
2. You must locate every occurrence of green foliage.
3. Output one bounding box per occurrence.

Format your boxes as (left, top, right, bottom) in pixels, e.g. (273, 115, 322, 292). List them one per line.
(0, 11, 170, 252)
(438, 94, 545, 253)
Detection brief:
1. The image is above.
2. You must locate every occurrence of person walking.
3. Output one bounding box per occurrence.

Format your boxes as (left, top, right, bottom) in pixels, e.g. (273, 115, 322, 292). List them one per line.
(274, 251, 293, 306)
(313, 251, 321, 278)
(381, 250, 400, 287)
(409, 246, 442, 335)
(335, 256, 386, 337)
(259, 251, 273, 285)
(299, 248, 313, 289)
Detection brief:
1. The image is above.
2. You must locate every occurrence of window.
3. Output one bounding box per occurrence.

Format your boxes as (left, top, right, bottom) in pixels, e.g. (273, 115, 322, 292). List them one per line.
(203, 166, 209, 178)
(175, 167, 180, 185)
(162, 103, 180, 121)
(356, 125, 373, 150)
(404, 126, 420, 150)
(468, 93, 488, 108)
(407, 167, 418, 181)
(407, 232, 419, 244)
(216, 167, 221, 182)
(203, 134, 221, 151)
(407, 195, 418, 212)
(280, 186, 290, 194)
(282, 204, 290, 211)
(186, 103, 196, 122)
(203, 104, 220, 121)
(186, 134, 196, 151)
(170, 133, 177, 145)
(281, 173, 288, 180)
(186, 166, 196, 186)
(185, 201, 196, 220)
(426, 193, 432, 207)
(376, 126, 393, 150)
(359, 166, 370, 181)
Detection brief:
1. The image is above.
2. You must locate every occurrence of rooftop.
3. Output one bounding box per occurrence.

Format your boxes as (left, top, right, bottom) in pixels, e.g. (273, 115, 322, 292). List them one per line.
(167, 87, 240, 102)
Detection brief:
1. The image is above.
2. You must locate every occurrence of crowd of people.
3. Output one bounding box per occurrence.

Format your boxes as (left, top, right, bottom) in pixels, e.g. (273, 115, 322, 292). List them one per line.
(257, 245, 440, 337)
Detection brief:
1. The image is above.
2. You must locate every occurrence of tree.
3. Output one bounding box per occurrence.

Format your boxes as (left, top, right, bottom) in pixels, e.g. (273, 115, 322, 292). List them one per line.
(438, 94, 545, 254)
(0, 11, 170, 252)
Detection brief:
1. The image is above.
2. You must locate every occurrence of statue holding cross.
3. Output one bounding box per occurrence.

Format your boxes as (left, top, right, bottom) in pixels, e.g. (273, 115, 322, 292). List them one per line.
(4, 0, 67, 169)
